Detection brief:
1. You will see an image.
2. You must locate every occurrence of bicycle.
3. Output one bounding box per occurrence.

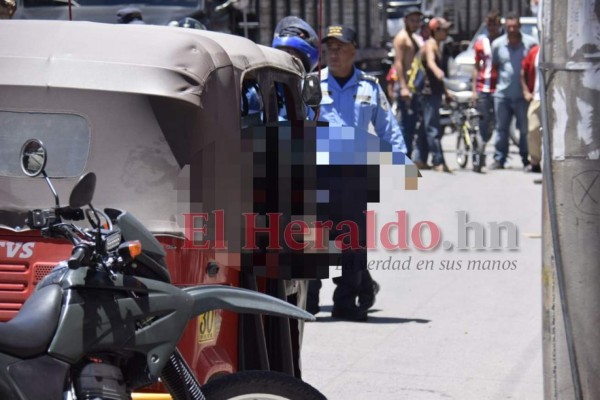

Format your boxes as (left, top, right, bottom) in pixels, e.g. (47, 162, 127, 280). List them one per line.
(451, 102, 482, 172)
(444, 77, 483, 172)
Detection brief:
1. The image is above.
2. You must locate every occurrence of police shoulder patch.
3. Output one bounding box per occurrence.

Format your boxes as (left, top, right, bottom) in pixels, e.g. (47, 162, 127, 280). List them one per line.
(360, 73, 378, 84)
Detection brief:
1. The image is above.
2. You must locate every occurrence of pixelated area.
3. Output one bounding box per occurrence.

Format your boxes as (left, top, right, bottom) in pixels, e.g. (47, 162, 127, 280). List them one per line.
(223, 120, 420, 279)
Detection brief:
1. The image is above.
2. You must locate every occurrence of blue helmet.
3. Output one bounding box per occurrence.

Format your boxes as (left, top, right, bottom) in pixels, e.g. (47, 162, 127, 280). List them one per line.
(168, 17, 207, 30)
(272, 16, 319, 72)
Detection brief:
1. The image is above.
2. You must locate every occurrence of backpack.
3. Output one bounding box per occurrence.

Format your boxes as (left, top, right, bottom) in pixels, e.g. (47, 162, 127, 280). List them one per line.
(406, 34, 427, 94)
(407, 56, 426, 93)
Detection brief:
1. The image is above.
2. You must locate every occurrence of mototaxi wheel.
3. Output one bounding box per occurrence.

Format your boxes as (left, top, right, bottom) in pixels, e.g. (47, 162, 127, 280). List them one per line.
(200, 370, 326, 400)
(456, 129, 469, 169)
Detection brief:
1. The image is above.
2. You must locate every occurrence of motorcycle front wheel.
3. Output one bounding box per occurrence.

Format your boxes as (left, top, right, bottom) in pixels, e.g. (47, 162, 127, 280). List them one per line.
(201, 370, 326, 400)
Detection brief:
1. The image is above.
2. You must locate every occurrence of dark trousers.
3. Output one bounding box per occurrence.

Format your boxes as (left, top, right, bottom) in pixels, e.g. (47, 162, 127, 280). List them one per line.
(419, 94, 444, 166)
(332, 249, 374, 311)
(398, 95, 427, 162)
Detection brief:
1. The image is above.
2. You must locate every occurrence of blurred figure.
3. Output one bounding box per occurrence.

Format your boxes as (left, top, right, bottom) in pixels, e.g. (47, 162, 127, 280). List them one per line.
(521, 43, 542, 173)
(116, 7, 145, 25)
(0, 0, 16, 19)
(393, 7, 427, 168)
(168, 17, 207, 30)
(272, 16, 319, 73)
(490, 12, 537, 169)
(421, 17, 453, 172)
(471, 10, 502, 172)
(271, 16, 320, 313)
(417, 15, 432, 44)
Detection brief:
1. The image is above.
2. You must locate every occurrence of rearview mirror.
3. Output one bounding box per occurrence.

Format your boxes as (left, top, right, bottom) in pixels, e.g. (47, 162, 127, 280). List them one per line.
(69, 172, 97, 208)
(20, 139, 47, 177)
(302, 74, 322, 108)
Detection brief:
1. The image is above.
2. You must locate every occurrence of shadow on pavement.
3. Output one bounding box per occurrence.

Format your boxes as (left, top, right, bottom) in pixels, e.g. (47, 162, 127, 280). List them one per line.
(313, 306, 431, 324)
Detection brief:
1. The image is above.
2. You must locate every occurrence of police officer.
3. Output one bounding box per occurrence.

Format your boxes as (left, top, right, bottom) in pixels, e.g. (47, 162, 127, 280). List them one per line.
(320, 26, 406, 153)
(272, 16, 319, 73)
(319, 25, 406, 321)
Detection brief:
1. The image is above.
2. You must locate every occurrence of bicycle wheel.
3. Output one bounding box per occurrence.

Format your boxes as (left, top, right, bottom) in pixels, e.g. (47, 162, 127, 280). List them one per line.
(200, 370, 327, 400)
(456, 130, 469, 169)
(470, 130, 482, 173)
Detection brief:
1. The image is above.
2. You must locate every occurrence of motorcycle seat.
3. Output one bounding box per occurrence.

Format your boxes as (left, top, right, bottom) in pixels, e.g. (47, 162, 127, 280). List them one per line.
(0, 284, 62, 358)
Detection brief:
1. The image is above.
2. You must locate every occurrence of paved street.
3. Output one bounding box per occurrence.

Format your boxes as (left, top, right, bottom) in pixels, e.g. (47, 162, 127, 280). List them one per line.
(302, 133, 544, 399)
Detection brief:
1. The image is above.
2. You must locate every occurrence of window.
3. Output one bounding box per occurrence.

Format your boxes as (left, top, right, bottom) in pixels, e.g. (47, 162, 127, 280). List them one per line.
(241, 79, 264, 127)
(0, 111, 90, 178)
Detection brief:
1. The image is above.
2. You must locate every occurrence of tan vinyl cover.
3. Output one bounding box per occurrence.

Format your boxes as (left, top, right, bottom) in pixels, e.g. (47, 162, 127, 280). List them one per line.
(0, 20, 304, 236)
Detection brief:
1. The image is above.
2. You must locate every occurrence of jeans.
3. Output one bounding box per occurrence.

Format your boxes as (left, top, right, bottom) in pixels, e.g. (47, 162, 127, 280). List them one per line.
(475, 92, 495, 160)
(494, 96, 529, 165)
(398, 95, 427, 162)
(419, 94, 444, 166)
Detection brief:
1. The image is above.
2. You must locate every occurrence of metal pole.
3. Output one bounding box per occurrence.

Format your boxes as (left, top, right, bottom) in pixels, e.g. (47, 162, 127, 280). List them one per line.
(542, 0, 600, 398)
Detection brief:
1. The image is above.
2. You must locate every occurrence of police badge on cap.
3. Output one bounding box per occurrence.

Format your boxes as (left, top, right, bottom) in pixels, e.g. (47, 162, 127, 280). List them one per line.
(322, 25, 358, 47)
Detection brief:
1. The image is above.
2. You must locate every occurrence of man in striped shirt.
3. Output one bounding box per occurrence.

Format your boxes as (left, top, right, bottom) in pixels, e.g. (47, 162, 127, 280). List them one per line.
(471, 10, 501, 172)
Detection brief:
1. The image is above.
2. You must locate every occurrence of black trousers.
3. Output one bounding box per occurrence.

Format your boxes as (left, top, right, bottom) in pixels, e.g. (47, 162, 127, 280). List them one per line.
(332, 248, 374, 310)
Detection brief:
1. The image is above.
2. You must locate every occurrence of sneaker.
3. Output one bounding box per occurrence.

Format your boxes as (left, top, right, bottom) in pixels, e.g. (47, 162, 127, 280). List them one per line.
(524, 164, 542, 173)
(432, 164, 453, 173)
(373, 281, 381, 296)
(358, 281, 381, 311)
(489, 161, 504, 170)
(331, 306, 368, 322)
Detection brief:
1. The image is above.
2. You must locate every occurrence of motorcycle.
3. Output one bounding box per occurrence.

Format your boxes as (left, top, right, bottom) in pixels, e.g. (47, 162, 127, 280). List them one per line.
(0, 139, 325, 400)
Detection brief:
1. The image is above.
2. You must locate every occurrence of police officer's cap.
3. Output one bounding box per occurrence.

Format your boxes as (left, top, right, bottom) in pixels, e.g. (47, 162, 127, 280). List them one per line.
(322, 25, 357, 47)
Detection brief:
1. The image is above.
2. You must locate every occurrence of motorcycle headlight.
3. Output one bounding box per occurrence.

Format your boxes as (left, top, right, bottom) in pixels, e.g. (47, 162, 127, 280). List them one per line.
(105, 232, 121, 252)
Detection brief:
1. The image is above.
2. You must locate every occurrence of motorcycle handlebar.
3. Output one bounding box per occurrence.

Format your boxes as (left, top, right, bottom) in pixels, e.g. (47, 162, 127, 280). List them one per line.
(68, 246, 86, 269)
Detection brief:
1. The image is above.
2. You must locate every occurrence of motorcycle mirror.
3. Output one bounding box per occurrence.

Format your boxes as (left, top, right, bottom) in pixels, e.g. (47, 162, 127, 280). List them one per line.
(69, 172, 97, 208)
(302, 74, 322, 108)
(20, 139, 47, 177)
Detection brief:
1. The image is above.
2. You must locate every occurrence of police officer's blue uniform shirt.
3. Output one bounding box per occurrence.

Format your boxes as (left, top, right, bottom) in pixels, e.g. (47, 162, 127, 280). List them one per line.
(318, 66, 407, 154)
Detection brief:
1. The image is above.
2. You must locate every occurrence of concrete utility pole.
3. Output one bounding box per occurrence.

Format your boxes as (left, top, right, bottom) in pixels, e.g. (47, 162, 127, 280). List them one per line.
(542, 0, 600, 399)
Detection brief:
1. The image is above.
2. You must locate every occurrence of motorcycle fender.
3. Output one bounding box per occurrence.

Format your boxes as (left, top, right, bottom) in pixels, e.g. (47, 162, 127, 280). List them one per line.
(183, 285, 315, 321)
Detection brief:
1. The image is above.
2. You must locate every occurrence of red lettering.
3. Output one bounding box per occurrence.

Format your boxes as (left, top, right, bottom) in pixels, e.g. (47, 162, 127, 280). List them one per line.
(243, 213, 282, 250)
(411, 221, 441, 251)
(311, 220, 333, 250)
(381, 211, 409, 250)
(334, 220, 361, 250)
(365, 210, 377, 249)
(213, 210, 227, 250)
(182, 213, 211, 250)
(284, 220, 310, 251)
